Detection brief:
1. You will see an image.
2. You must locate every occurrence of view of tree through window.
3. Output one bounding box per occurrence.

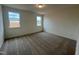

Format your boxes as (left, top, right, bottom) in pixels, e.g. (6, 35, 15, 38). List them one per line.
(8, 12, 20, 28)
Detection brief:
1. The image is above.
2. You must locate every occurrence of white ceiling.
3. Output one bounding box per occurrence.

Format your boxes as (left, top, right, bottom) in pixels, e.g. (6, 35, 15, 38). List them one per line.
(2, 4, 79, 15)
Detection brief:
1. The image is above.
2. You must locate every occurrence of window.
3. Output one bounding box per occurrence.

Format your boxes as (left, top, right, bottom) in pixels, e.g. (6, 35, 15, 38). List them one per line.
(8, 12, 20, 28)
(36, 16, 42, 26)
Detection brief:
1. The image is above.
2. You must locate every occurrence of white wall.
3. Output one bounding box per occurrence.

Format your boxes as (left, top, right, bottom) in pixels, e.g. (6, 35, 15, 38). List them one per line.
(76, 39, 79, 54)
(44, 6, 79, 40)
(3, 6, 43, 39)
(0, 5, 4, 48)
(75, 20, 79, 54)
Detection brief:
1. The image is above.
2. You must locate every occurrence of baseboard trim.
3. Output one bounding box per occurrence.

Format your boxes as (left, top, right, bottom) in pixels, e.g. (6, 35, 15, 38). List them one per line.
(5, 31, 44, 41)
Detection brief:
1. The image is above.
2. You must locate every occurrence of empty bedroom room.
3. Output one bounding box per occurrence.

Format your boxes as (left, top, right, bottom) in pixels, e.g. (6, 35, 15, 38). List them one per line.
(0, 4, 79, 55)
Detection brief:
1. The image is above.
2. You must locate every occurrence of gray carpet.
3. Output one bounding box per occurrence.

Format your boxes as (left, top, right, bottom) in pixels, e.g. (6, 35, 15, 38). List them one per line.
(1, 32, 76, 55)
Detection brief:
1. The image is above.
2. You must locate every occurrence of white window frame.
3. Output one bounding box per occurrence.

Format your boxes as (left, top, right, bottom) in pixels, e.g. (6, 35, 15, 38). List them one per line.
(36, 16, 42, 26)
(8, 11, 20, 28)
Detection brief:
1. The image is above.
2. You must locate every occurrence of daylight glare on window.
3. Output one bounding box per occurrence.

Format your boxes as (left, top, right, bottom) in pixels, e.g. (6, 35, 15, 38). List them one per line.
(8, 12, 20, 28)
(36, 16, 42, 26)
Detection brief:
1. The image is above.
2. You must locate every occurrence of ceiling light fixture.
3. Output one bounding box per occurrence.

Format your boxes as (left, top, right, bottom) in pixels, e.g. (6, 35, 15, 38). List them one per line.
(35, 4, 45, 8)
